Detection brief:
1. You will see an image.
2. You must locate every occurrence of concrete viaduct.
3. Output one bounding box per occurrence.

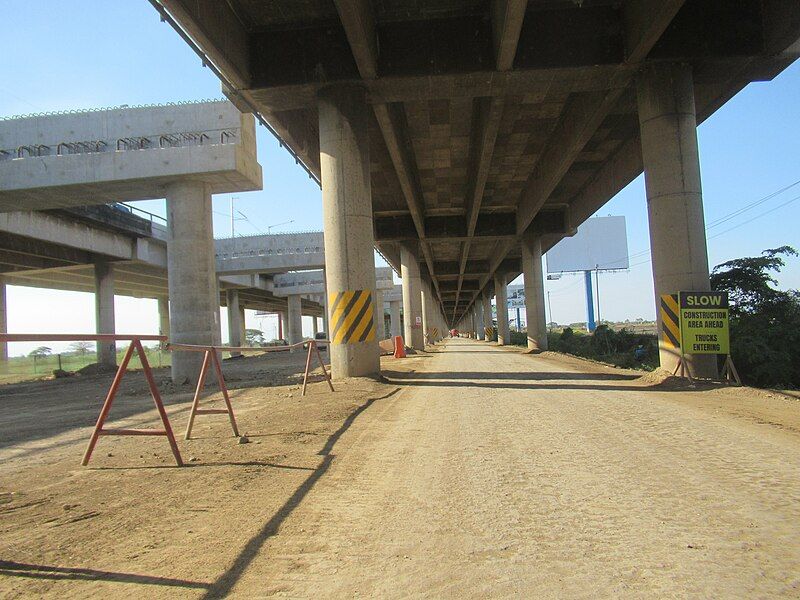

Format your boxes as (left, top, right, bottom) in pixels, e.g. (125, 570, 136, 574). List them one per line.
(0, 203, 404, 373)
(152, 0, 800, 378)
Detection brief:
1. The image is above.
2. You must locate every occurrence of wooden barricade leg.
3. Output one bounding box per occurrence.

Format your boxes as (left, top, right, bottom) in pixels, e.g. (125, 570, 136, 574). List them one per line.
(81, 340, 136, 466)
(302, 341, 314, 396)
(314, 341, 335, 393)
(135, 340, 183, 466)
(210, 349, 240, 437)
(184, 350, 212, 440)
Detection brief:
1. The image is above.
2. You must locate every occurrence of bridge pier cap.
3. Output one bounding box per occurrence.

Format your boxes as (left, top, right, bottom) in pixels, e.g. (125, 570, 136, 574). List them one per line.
(637, 62, 716, 378)
(318, 83, 380, 378)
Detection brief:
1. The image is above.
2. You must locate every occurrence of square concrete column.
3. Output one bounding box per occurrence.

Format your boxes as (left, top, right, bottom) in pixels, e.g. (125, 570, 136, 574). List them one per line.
(287, 294, 303, 350)
(312, 315, 319, 336)
(166, 181, 218, 383)
(389, 300, 401, 338)
(319, 84, 380, 377)
(495, 275, 510, 345)
(373, 289, 384, 340)
(401, 245, 425, 351)
(94, 262, 116, 367)
(637, 63, 715, 378)
(475, 299, 485, 341)
(482, 291, 493, 340)
(0, 278, 6, 362)
(522, 234, 548, 351)
(226, 289, 243, 357)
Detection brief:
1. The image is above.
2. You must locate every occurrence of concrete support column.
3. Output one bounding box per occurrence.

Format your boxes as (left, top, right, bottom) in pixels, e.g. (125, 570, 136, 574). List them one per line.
(94, 262, 116, 367)
(421, 282, 431, 344)
(373, 289, 384, 340)
(166, 181, 217, 383)
(239, 305, 247, 347)
(287, 294, 303, 350)
(0, 278, 7, 362)
(157, 297, 170, 342)
(495, 275, 510, 345)
(522, 234, 548, 351)
(226, 289, 243, 356)
(476, 300, 485, 341)
(637, 62, 715, 378)
(389, 300, 401, 338)
(312, 315, 319, 336)
(482, 292, 493, 340)
(401, 245, 425, 350)
(319, 84, 380, 378)
(279, 312, 287, 341)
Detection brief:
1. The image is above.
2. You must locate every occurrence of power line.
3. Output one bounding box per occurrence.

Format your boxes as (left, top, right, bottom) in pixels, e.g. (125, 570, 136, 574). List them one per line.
(590, 177, 800, 271)
(707, 192, 800, 241)
(706, 178, 800, 230)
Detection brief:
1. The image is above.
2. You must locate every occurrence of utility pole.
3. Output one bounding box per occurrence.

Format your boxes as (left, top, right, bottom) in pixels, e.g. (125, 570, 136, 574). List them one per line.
(547, 290, 552, 331)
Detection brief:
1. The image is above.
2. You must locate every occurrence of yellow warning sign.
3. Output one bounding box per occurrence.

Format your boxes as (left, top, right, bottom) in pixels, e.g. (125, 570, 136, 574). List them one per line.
(659, 293, 681, 348)
(329, 289, 375, 345)
(678, 291, 730, 355)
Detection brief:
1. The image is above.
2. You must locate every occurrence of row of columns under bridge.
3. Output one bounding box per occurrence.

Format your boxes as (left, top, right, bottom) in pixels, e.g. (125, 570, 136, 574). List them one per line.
(167, 62, 716, 377)
(55, 61, 717, 382)
(454, 63, 715, 379)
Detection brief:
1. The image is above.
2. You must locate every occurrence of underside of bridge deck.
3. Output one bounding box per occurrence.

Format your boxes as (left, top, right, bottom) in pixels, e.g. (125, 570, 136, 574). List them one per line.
(154, 0, 800, 334)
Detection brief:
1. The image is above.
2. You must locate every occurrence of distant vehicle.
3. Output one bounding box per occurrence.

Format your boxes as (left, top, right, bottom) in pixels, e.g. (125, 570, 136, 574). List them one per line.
(314, 331, 327, 351)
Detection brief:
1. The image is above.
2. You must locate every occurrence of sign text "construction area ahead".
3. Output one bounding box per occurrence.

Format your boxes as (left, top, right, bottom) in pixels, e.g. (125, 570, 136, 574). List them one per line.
(679, 291, 730, 355)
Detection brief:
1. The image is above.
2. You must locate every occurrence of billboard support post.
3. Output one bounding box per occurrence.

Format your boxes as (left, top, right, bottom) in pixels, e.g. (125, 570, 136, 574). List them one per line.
(585, 271, 596, 332)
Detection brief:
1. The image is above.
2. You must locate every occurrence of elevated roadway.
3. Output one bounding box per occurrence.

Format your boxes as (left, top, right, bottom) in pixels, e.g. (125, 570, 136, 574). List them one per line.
(154, 0, 800, 378)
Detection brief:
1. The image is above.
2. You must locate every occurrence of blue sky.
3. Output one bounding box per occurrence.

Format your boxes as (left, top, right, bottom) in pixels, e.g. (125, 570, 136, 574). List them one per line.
(2, 1, 798, 351)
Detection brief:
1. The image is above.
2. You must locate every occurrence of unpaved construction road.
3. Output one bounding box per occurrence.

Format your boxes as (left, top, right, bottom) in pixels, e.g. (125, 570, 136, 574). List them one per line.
(2, 338, 800, 597)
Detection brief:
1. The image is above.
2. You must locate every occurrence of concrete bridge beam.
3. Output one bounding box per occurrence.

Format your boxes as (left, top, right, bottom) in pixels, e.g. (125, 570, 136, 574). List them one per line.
(637, 62, 716, 378)
(166, 181, 218, 383)
(319, 84, 380, 378)
(94, 262, 116, 367)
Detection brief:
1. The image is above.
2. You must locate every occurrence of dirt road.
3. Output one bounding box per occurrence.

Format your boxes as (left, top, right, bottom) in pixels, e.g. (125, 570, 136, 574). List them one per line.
(2, 338, 800, 597)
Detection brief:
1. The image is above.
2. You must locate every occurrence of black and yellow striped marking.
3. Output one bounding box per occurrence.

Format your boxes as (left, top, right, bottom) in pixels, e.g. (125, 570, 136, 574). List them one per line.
(659, 293, 681, 348)
(329, 289, 375, 345)
(485, 326, 495, 338)
(431, 327, 439, 339)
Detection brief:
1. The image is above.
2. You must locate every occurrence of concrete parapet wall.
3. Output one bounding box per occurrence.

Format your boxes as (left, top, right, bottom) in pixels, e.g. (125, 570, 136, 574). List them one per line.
(215, 231, 325, 274)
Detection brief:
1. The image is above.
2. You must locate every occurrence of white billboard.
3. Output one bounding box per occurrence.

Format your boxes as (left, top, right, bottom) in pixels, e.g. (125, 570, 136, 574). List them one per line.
(546, 216, 629, 273)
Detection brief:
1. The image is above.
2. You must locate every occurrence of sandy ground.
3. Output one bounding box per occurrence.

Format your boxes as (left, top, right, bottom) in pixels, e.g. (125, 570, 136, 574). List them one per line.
(1, 338, 799, 598)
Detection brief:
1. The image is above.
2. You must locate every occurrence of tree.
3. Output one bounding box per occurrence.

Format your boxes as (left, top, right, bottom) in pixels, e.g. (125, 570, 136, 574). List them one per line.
(28, 346, 52, 358)
(69, 341, 93, 355)
(711, 246, 800, 388)
(245, 328, 265, 347)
